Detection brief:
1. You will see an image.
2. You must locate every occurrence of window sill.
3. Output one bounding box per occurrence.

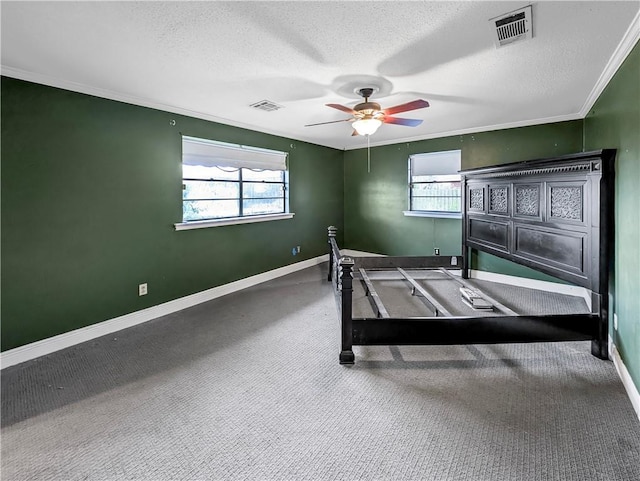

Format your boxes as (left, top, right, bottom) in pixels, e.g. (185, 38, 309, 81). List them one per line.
(403, 210, 462, 219)
(175, 213, 295, 231)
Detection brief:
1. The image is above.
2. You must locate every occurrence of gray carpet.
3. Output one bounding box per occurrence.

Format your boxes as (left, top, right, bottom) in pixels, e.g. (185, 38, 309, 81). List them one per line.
(2, 264, 639, 480)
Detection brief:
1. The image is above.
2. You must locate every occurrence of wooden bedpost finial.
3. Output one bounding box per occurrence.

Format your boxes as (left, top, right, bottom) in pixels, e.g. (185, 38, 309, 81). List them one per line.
(339, 256, 354, 268)
(338, 257, 354, 289)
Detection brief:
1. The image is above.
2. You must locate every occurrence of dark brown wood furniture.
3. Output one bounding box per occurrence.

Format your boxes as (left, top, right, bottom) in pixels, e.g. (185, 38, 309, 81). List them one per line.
(328, 150, 615, 364)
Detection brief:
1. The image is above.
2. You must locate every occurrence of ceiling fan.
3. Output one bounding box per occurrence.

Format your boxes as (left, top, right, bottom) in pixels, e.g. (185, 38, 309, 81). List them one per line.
(305, 87, 430, 136)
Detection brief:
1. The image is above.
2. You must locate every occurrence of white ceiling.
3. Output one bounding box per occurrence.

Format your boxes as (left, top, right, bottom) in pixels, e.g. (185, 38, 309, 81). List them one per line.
(1, 1, 639, 150)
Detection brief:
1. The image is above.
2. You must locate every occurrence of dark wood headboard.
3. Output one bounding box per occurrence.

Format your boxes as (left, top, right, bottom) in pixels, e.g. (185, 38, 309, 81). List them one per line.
(461, 150, 615, 356)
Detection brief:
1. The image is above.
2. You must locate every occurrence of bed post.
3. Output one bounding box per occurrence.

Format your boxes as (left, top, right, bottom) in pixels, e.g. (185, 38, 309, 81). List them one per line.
(591, 293, 607, 359)
(591, 149, 616, 360)
(338, 256, 355, 364)
(327, 226, 337, 282)
(461, 173, 470, 279)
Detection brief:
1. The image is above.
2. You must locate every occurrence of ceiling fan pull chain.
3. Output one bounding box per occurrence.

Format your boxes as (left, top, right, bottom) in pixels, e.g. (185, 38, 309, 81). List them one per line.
(367, 134, 371, 173)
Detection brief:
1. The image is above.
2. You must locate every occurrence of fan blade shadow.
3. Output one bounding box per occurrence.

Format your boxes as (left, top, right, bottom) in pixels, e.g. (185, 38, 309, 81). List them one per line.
(399, 91, 484, 106)
(225, 2, 327, 65)
(377, 3, 489, 77)
(215, 77, 328, 104)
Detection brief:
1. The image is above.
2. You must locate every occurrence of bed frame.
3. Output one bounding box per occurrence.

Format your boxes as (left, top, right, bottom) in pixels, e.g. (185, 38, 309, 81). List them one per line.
(328, 149, 615, 364)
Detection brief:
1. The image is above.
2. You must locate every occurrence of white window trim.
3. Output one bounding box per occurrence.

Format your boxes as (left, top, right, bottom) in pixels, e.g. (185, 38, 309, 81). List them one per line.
(403, 210, 462, 219)
(175, 212, 295, 231)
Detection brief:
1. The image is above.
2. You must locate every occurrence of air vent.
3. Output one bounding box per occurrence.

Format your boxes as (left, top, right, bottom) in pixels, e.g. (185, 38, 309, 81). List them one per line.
(490, 5, 532, 48)
(249, 100, 283, 112)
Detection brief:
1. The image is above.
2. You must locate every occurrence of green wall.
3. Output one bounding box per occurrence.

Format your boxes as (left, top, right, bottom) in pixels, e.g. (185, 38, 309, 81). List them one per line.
(584, 41, 640, 392)
(1, 77, 344, 351)
(343, 120, 584, 283)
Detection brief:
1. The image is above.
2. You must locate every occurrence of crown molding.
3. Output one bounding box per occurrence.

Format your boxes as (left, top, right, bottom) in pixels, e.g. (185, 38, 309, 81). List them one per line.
(0, 66, 333, 148)
(579, 9, 640, 117)
(0, 66, 598, 153)
(342, 112, 584, 151)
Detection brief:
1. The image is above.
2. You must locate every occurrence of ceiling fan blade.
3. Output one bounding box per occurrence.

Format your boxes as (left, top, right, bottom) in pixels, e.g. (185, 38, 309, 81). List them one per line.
(305, 118, 353, 127)
(383, 116, 423, 127)
(383, 99, 430, 116)
(326, 103, 357, 114)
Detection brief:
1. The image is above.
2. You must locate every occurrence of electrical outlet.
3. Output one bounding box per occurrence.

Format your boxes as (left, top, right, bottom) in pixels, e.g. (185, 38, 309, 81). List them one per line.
(296, 245, 301, 254)
(139, 283, 148, 296)
(613, 313, 618, 330)
(434, 248, 440, 256)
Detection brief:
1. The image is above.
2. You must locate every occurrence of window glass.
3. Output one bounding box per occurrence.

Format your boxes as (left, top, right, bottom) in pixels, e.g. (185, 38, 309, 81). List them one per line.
(182, 180, 239, 200)
(242, 169, 283, 182)
(409, 150, 462, 215)
(243, 198, 285, 216)
(183, 200, 240, 221)
(243, 181, 284, 199)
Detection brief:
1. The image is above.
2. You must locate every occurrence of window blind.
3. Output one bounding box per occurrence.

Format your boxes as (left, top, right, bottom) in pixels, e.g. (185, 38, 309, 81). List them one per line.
(182, 136, 288, 171)
(410, 150, 461, 176)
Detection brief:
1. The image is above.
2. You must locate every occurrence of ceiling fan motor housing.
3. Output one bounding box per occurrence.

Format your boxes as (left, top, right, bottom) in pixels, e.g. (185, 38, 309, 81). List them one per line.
(354, 101, 382, 117)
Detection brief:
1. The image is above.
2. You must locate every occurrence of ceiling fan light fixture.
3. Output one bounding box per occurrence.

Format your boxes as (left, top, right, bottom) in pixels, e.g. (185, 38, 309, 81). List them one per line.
(353, 118, 382, 136)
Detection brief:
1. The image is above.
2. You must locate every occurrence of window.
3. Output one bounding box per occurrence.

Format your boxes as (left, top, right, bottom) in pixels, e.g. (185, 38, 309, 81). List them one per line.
(405, 150, 462, 218)
(175, 136, 292, 230)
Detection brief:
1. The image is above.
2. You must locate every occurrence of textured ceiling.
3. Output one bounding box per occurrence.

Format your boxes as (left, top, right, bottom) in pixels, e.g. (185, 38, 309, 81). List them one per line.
(1, 1, 639, 150)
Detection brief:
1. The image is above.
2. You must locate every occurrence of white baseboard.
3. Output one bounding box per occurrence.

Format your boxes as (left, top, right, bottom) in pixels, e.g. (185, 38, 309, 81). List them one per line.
(0, 255, 328, 369)
(609, 334, 614, 360)
(611, 341, 640, 422)
(341, 249, 385, 257)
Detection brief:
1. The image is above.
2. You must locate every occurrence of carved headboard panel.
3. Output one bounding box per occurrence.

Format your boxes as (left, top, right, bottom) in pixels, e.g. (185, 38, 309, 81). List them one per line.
(461, 150, 615, 295)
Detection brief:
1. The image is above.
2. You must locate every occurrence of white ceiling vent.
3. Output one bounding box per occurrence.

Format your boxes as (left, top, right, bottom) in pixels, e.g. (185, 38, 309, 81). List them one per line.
(490, 5, 532, 48)
(249, 100, 283, 112)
